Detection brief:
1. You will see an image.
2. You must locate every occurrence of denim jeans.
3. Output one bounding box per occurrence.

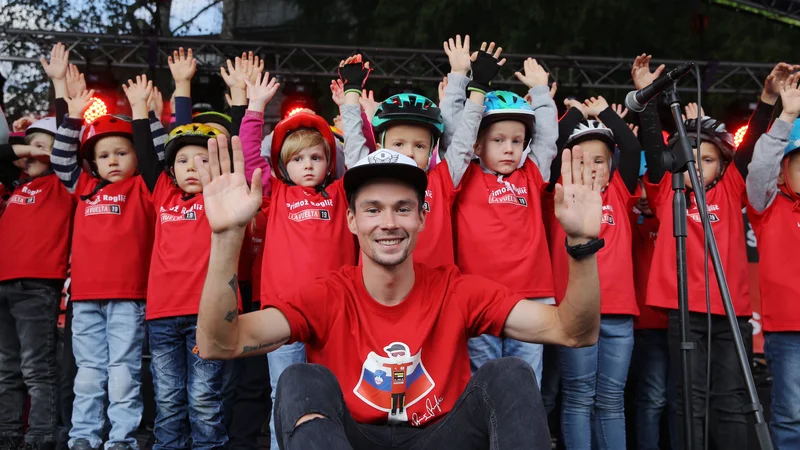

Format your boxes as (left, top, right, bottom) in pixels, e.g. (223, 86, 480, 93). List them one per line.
(632, 328, 675, 450)
(69, 300, 146, 450)
(764, 332, 800, 450)
(0, 279, 62, 444)
(148, 315, 228, 450)
(667, 310, 752, 450)
(273, 358, 551, 450)
(467, 297, 555, 389)
(559, 315, 634, 450)
(267, 342, 306, 450)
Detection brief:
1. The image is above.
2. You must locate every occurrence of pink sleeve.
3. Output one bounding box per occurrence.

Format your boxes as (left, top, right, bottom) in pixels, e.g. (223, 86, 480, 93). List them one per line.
(361, 110, 377, 153)
(240, 110, 271, 195)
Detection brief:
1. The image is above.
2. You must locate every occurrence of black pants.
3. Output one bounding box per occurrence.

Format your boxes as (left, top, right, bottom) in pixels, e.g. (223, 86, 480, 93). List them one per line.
(0, 279, 62, 444)
(274, 357, 550, 450)
(57, 301, 78, 449)
(667, 310, 753, 450)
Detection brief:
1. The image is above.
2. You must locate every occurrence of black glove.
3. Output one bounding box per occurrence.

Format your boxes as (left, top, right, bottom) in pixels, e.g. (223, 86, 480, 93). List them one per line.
(467, 51, 502, 94)
(338, 61, 372, 93)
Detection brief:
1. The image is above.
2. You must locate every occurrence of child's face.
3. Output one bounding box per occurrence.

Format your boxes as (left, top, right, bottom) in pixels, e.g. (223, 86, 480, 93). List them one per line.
(475, 121, 526, 175)
(23, 133, 54, 178)
(780, 152, 800, 194)
(578, 140, 612, 187)
(381, 124, 433, 170)
(285, 144, 329, 187)
(686, 142, 722, 189)
(173, 145, 209, 194)
(204, 122, 231, 139)
(94, 136, 137, 182)
(636, 179, 653, 216)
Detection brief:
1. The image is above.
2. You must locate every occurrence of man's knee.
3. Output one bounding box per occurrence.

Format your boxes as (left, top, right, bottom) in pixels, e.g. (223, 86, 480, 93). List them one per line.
(473, 357, 539, 393)
(295, 413, 326, 428)
(276, 363, 339, 400)
(274, 364, 344, 434)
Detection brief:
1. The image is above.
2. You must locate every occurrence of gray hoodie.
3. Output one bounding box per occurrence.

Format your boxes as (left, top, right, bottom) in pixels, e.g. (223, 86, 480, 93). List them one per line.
(746, 118, 794, 213)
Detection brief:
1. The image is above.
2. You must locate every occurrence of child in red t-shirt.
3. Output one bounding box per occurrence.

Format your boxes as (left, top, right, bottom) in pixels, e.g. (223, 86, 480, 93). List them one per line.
(545, 96, 641, 449)
(51, 79, 156, 450)
(634, 55, 754, 449)
(239, 72, 357, 450)
(745, 74, 800, 449)
(0, 113, 73, 449)
(448, 44, 558, 386)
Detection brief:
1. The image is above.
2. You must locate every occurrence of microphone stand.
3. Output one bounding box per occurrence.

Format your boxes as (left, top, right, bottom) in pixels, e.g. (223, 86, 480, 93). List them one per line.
(661, 84, 773, 450)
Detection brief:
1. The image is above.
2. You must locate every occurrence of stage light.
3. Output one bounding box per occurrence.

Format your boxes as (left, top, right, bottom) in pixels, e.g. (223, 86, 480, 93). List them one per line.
(84, 97, 107, 123)
(734, 125, 748, 148)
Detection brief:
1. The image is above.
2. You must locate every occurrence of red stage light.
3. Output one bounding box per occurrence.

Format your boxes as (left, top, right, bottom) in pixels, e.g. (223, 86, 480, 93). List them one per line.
(84, 97, 107, 123)
(734, 125, 748, 148)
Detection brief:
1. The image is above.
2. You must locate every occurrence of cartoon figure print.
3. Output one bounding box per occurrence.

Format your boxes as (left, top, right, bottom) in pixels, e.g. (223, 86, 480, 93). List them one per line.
(353, 342, 435, 423)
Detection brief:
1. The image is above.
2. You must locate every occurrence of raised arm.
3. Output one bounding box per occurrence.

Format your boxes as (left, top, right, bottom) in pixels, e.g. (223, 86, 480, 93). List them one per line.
(147, 87, 167, 162)
(338, 55, 373, 168)
(590, 98, 641, 194)
(41, 42, 70, 125)
(440, 35, 472, 153)
(169, 47, 196, 127)
(242, 72, 280, 194)
(51, 90, 95, 192)
(196, 135, 290, 360)
(547, 102, 587, 191)
(123, 75, 160, 192)
(747, 74, 800, 213)
(515, 58, 558, 180)
(631, 55, 668, 184)
(738, 63, 798, 161)
(504, 146, 602, 346)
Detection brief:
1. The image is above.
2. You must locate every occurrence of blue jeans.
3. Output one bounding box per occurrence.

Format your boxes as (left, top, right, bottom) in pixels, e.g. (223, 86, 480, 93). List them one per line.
(467, 297, 554, 388)
(267, 342, 305, 450)
(632, 328, 675, 450)
(69, 300, 145, 450)
(148, 316, 228, 450)
(559, 315, 634, 450)
(764, 332, 800, 450)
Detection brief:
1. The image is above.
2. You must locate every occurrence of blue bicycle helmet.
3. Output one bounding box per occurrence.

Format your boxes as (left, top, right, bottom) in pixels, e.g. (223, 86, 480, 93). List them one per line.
(784, 118, 800, 157)
(480, 91, 536, 145)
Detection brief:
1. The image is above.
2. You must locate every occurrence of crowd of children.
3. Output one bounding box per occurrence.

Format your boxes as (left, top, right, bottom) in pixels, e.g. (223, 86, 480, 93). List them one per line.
(1, 37, 799, 450)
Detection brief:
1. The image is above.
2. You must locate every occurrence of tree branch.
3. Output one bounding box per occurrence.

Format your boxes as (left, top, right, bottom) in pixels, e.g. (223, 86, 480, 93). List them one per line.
(170, 0, 223, 35)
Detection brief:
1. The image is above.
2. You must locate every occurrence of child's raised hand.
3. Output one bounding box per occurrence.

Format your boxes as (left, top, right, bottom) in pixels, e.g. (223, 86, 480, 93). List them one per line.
(66, 64, 86, 99)
(683, 102, 704, 121)
(438, 76, 448, 104)
(549, 82, 558, 99)
(611, 103, 628, 119)
(12, 115, 36, 132)
(763, 62, 800, 104)
(467, 41, 506, 93)
(628, 123, 639, 137)
(359, 89, 379, 121)
(148, 86, 164, 118)
(220, 57, 250, 91)
(631, 54, 665, 90)
(333, 114, 343, 131)
(13, 144, 52, 162)
(338, 54, 372, 93)
(168, 47, 196, 83)
(66, 88, 96, 119)
(330, 79, 345, 106)
(443, 34, 471, 75)
(40, 42, 69, 81)
(198, 135, 263, 234)
(779, 72, 800, 119)
(564, 98, 588, 119)
(122, 75, 153, 111)
(245, 72, 280, 111)
(583, 96, 609, 118)
(514, 58, 549, 89)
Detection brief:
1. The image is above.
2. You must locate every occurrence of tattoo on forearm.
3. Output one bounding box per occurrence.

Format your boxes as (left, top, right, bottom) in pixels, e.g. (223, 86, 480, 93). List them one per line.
(242, 337, 290, 354)
(229, 274, 238, 295)
(224, 309, 237, 323)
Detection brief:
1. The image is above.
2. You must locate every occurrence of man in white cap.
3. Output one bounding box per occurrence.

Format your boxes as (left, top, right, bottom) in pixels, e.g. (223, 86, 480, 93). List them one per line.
(196, 135, 604, 450)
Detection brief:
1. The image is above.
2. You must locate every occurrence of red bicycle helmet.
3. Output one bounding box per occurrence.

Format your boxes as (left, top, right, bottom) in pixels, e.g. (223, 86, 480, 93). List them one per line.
(270, 112, 337, 184)
(80, 114, 133, 161)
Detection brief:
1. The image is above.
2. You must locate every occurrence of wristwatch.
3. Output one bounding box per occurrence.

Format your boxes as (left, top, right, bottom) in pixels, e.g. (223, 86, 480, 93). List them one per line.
(564, 237, 605, 260)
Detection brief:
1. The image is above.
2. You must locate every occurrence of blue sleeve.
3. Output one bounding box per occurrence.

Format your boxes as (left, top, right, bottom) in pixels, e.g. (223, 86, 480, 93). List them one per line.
(175, 96, 193, 127)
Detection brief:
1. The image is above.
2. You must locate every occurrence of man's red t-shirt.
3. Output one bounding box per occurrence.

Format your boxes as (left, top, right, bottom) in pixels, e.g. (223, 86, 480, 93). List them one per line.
(263, 264, 521, 427)
(70, 173, 155, 300)
(747, 194, 800, 331)
(0, 174, 75, 282)
(260, 179, 357, 300)
(644, 171, 750, 316)
(146, 174, 211, 319)
(249, 197, 269, 306)
(414, 160, 458, 269)
(453, 160, 554, 298)
(630, 212, 667, 329)
(547, 175, 639, 315)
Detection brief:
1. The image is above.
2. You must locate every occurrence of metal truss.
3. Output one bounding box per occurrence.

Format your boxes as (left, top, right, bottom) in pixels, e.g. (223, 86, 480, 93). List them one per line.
(0, 28, 776, 95)
(709, 0, 800, 26)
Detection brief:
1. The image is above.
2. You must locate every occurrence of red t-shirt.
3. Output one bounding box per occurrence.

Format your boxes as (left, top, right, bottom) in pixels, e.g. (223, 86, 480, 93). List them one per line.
(453, 160, 554, 298)
(631, 212, 667, 329)
(546, 175, 639, 315)
(260, 179, 357, 300)
(414, 161, 458, 268)
(263, 263, 522, 427)
(747, 194, 800, 331)
(644, 171, 750, 316)
(0, 174, 75, 281)
(250, 197, 269, 306)
(146, 174, 211, 319)
(70, 173, 155, 300)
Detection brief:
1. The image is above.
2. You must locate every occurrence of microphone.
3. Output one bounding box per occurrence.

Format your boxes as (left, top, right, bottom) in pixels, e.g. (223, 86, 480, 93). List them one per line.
(625, 62, 694, 112)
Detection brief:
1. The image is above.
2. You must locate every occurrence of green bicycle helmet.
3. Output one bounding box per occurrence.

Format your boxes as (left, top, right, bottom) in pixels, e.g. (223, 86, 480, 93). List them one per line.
(372, 93, 444, 146)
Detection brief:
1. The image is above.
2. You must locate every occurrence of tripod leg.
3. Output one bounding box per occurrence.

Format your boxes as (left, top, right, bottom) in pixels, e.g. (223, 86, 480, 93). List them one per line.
(668, 310, 708, 450)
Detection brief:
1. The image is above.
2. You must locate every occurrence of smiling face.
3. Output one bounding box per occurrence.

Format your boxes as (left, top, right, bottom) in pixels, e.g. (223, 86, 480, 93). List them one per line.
(93, 135, 137, 182)
(172, 144, 209, 194)
(475, 120, 527, 175)
(347, 179, 426, 268)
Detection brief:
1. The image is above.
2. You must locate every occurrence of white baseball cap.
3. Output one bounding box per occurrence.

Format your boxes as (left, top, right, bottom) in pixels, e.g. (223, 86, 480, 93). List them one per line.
(343, 149, 428, 202)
